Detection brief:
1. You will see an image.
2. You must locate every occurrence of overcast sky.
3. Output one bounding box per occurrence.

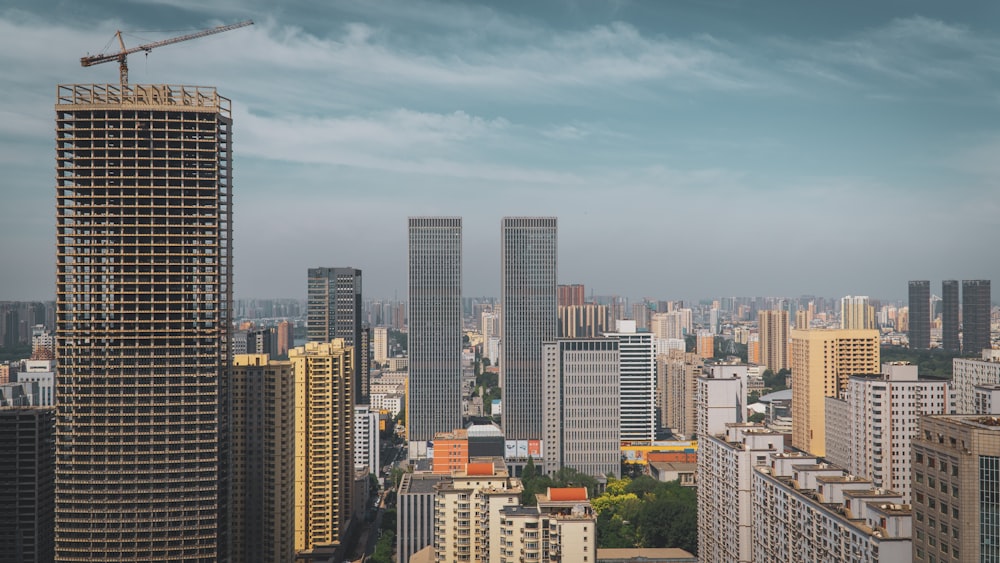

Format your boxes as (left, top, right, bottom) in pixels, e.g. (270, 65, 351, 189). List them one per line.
(1, 0, 998, 303)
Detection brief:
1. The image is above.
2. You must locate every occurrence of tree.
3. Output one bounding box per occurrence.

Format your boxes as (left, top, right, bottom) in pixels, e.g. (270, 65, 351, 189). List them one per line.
(748, 412, 766, 424)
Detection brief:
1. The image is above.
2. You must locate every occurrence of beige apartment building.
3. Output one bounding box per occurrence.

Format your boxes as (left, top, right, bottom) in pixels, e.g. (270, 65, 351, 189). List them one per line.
(432, 461, 523, 562)
(758, 310, 789, 373)
(289, 340, 354, 554)
(658, 350, 703, 438)
(790, 328, 880, 456)
(231, 354, 295, 563)
(498, 487, 597, 563)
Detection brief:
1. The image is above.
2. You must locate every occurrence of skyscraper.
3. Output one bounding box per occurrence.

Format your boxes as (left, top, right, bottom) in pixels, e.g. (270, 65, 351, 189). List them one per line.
(962, 279, 991, 355)
(0, 407, 55, 563)
(942, 280, 960, 352)
(758, 309, 789, 373)
(908, 280, 931, 349)
(407, 217, 462, 457)
(307, 267, 364, 402)
(54, 83, 233, 562)
(840, 295, 875, 330)
(289, 340, 354, 554)
(501, 217, 557, 442)
(557, 284, 585, 307)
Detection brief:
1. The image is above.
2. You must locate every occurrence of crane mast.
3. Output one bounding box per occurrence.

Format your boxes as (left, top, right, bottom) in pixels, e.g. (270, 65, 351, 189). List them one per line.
(81, 20, 254, 86)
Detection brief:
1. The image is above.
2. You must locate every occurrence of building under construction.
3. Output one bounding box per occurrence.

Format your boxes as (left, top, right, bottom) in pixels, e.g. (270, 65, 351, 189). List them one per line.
(54, 82, 233, 562)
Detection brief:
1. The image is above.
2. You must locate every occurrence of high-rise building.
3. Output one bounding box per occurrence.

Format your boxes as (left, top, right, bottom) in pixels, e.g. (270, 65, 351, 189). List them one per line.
(231, 354, 295, 563)
(396, 473, 447, 563)
(307, 268, 364, 402)
(650, 309, 692, 340)
(942, 280, 960, 352)
(289, 340, 354, 554)
(910, 415, 1000, 562)
(501, 217, 557, 442)
(790, 329, 880, 456)
(432, 461, 523, 561)
(498, 487, 597, 562)
(823, 362, 954, 502)
(658, 350, 703, 438)
(758, 310, 789, 373)
(557, 304, 609, 338)
(908, 280, 931, 350)
(603, 322, 656, 442)
(696, 330, 715, 360)
(54, 83, 233, 562)
(407, 217, 462, 457)
(372, 326, 388, 365)
(696, 364, 748, 439)
(840, 295, 875, 330)
(557, 284, 585, 307)
(962, 279, 992, 355)
(542, 338, 620, 478)
(953, 349, 1000, 414)
(354, 405, 380, 475)
(0, 407, 55, 563)
(632, 302, 651, 331)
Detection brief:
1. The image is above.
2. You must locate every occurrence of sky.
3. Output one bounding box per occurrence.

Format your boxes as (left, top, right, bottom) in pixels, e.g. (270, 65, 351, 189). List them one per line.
(1, 0, 998, 303)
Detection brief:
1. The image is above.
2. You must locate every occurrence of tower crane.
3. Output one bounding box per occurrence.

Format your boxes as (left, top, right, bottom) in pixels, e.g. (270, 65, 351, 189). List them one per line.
(81, 20, 254, 86)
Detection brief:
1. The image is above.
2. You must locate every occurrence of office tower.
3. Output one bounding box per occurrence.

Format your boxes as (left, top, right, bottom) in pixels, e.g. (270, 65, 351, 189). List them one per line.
(911, 415, 1000, 562)
(499, 488, 597, 562)
(759, 309, 789, 373)
(289, 340, 354, 554)
(397, 473, 447, 563)
(231, 354, 294, 563)
(823, 362, 954, 502)
(604, 321, 655, 442)
(432, 462, 523, 562)
(790, 328, 880, 456)
(407, 217, 462, 458)
(697, 423, 784, 563)
(909, 280, 931, 349)
(353, 405, 379, 475)
(542, 338, 620, 478)
(753, 452, 912, 562)
(557, 303, 609, 338)
(942, 280, 960, 352)
(963, 279, 992, 355)
(0, 407, 55, 563)
(557, 284, 585, 307)
(501, 217, 557, 442)
(840, 295, 875, 330)
(953, 349, 1000, 413)
(55, 83, 233, 562)
(307, 267, 364, 402)
(659, 349, 704, 438)
(372, 326, 388, 365)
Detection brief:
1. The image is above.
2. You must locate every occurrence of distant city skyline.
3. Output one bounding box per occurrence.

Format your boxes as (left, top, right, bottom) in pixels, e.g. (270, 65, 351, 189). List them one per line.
(2, 1, 1000, 300)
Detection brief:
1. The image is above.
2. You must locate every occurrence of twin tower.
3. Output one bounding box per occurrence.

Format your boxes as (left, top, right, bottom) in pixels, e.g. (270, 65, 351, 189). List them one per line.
(407, 217, 557, 458)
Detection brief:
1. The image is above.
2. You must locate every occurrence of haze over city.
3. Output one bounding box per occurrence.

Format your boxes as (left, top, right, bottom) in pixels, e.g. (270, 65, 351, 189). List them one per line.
(1, 0, 998, 300)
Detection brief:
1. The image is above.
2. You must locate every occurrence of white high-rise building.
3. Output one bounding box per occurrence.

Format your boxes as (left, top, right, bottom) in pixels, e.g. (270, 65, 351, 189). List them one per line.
(501, 217, 557, 442)
(542, 338, 620, 478)
(604, 320, 655, 442)
(696, 364, 748, 439)
(354, 405, 380, 475)
(824, 362, 955, 502)
(953, 348, 1000, 414)
(650, 309, 692, 341)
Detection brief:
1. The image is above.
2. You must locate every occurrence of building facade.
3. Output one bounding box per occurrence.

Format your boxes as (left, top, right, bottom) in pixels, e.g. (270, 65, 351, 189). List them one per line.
(910, 415, 1000, 562)
(542, 338, 620, 478)
(501, 217, 557, 442)
(953, 349, 1000, 414)
(354, 405, 380, 476)
(498, 488, 597, 563)
(407, 217, 463, 457)
(605, 321, 655, 443)
(909, 280, 931, 350)
(0, 407, 55, 563)
(942, 280, 960, 353)
(558, 303, 609, 338)
(307, 267, 364, 402)
(397, 473, 446, 563)
(658, 350, 703, 438)
(841, 295, 875, 330)
(54, 83, 233, 562)
(432, 462, 523, 562)
(231, 354, 295, 563)
(790, 328, 880, 456)
(758, 309, 789, 373)
(289, 340, 354, 553)
(962, 279, 992, 355)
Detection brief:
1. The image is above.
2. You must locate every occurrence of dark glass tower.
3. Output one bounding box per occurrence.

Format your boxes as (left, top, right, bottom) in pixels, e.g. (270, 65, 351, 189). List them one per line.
(962, 280, 991, 355)
(306, 267, 365, 402)
(908, 280, 930, 350)
(55, 83, 233, 562)
(942, 280, 960, 352)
